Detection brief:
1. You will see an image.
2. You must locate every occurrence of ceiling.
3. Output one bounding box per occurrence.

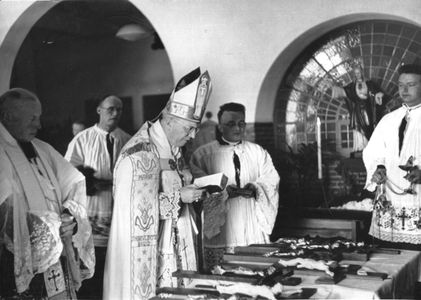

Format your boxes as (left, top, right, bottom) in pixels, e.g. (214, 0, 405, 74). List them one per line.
(32, 0, 154, 41)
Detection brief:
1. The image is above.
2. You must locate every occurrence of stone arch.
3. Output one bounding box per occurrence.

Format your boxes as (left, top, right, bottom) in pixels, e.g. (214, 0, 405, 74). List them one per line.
(1, 1, 173, 152)
(0, 0, 170, 97)
(0, 2, 57, 93)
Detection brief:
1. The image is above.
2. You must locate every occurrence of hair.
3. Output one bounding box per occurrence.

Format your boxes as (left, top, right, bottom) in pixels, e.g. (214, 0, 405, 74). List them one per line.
(217, 102, 245, 122)
(398, 64, 421, 76)
(0, 88, 38, 119)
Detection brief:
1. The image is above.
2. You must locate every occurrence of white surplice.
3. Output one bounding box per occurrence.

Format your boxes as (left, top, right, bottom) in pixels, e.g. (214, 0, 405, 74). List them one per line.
(190, 140, 280, 249)
(65, 124, 131, 247)
(363, 104, 421, 244)
(0, 123, 94, 297)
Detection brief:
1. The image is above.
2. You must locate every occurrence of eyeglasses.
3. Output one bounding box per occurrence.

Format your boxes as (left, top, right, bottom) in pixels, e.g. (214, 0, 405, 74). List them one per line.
(222, 121, 247, 128)
(100, 106, 122, 114)
(171, 118, 200, 135)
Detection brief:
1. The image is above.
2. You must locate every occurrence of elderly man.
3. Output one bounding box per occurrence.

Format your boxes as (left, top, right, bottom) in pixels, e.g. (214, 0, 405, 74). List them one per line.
(104, 67, 212, 300)
(0, 88, 94, 299)
(65, 95, 131, 299)
(190, 102, 280, 270)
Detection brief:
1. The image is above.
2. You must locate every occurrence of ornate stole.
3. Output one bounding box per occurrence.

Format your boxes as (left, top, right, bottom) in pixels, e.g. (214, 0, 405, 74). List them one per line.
(1, 137, 68, 298)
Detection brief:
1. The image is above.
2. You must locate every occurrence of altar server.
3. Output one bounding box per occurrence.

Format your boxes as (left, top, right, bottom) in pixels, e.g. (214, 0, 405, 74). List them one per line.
(190, 102, 280, 270)
(363, 64, 421, 249)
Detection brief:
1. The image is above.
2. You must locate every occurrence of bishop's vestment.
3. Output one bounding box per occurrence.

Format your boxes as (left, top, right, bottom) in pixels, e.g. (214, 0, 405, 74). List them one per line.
(104, 121, 197, 300)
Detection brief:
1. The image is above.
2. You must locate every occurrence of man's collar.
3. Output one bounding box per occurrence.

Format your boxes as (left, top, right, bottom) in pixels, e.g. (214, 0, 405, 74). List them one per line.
(403, 102, 421, 111)
(0, 123, 37, 159)
(0, 122, 18, 145)
(95, 124, 117, 135)
(217, 133, 242, 146)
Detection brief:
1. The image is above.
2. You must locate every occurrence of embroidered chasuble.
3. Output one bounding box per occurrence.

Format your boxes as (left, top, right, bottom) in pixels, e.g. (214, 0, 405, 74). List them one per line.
(363, 103, 421, 244)
(0, 123, 95, 299)
(190, 139, 280, 269)
(104, 121, 198, 300)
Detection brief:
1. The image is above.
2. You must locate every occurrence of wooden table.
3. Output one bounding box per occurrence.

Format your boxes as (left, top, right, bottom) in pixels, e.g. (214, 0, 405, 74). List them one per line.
(155, 248, 421, 299)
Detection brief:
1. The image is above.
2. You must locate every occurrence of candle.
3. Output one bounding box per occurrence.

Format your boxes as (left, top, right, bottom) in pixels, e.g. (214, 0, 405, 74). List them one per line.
(317, 117, 322, 180)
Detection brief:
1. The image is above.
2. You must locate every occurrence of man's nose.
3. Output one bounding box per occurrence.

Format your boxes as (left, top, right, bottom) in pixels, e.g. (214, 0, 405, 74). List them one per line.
(34, 118, 42, 129)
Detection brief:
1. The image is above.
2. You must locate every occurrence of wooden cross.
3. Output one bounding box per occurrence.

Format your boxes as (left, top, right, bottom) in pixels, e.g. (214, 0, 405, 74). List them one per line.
(48, 270, 61, 291)
(396, 207, 408, 230)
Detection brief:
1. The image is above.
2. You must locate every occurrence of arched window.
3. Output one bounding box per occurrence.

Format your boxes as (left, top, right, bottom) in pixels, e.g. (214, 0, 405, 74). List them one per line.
(275, 20, 421, 157)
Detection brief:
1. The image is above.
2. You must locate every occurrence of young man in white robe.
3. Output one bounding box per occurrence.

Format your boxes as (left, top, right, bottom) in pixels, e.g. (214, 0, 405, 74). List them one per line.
(104, 67, 212, 300)
(190, 102, 280, 270)
(65, 95, 131, 299)
(0, 88, 95, 299)
(363, 64, 421, 298)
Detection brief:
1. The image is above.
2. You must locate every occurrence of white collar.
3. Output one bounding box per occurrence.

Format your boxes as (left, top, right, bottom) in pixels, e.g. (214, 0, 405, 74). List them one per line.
(403, 102, 421, 111)
(94, 124, 117, 136)
(221, 136, 242, 146)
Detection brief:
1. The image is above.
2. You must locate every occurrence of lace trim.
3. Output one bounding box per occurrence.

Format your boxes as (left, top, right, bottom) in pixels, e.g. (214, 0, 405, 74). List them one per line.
(370, 206, 421, 244)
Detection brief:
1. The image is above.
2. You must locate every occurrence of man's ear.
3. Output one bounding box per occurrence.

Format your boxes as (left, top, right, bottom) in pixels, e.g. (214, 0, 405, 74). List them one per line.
(218, 125, 223, 132)
(0, 110, 10, 123)
(97, 107, 101, 114)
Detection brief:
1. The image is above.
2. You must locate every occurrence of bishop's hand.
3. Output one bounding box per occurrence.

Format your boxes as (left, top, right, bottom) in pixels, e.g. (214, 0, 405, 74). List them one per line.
(180, 184, 206, 203)
(60, 213, 76, 238)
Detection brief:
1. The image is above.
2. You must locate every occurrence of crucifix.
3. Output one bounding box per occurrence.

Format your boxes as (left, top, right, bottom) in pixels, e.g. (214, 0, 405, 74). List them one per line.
(48, 270, 61, 291)
(396, 207, 408, 230)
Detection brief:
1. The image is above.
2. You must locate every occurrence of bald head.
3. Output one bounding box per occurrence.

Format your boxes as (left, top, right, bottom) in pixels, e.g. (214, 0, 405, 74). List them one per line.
(0, 88, 42, 142)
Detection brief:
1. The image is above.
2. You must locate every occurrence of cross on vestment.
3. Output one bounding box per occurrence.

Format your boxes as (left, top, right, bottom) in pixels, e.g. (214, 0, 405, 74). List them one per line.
(397, 207, 408, 230)
(48, 270, 61, 291)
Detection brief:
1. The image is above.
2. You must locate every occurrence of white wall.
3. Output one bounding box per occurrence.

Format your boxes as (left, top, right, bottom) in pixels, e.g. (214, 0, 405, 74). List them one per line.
(1, 0, 421, 124)
(130, 0, 421, 122)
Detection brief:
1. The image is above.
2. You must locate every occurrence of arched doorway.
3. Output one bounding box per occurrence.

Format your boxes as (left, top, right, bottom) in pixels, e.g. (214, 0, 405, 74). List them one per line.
(2, 1, 173, 154)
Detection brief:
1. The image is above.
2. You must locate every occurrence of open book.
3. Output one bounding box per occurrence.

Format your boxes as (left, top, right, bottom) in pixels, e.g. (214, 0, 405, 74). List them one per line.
(194, 173, 228, 194)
